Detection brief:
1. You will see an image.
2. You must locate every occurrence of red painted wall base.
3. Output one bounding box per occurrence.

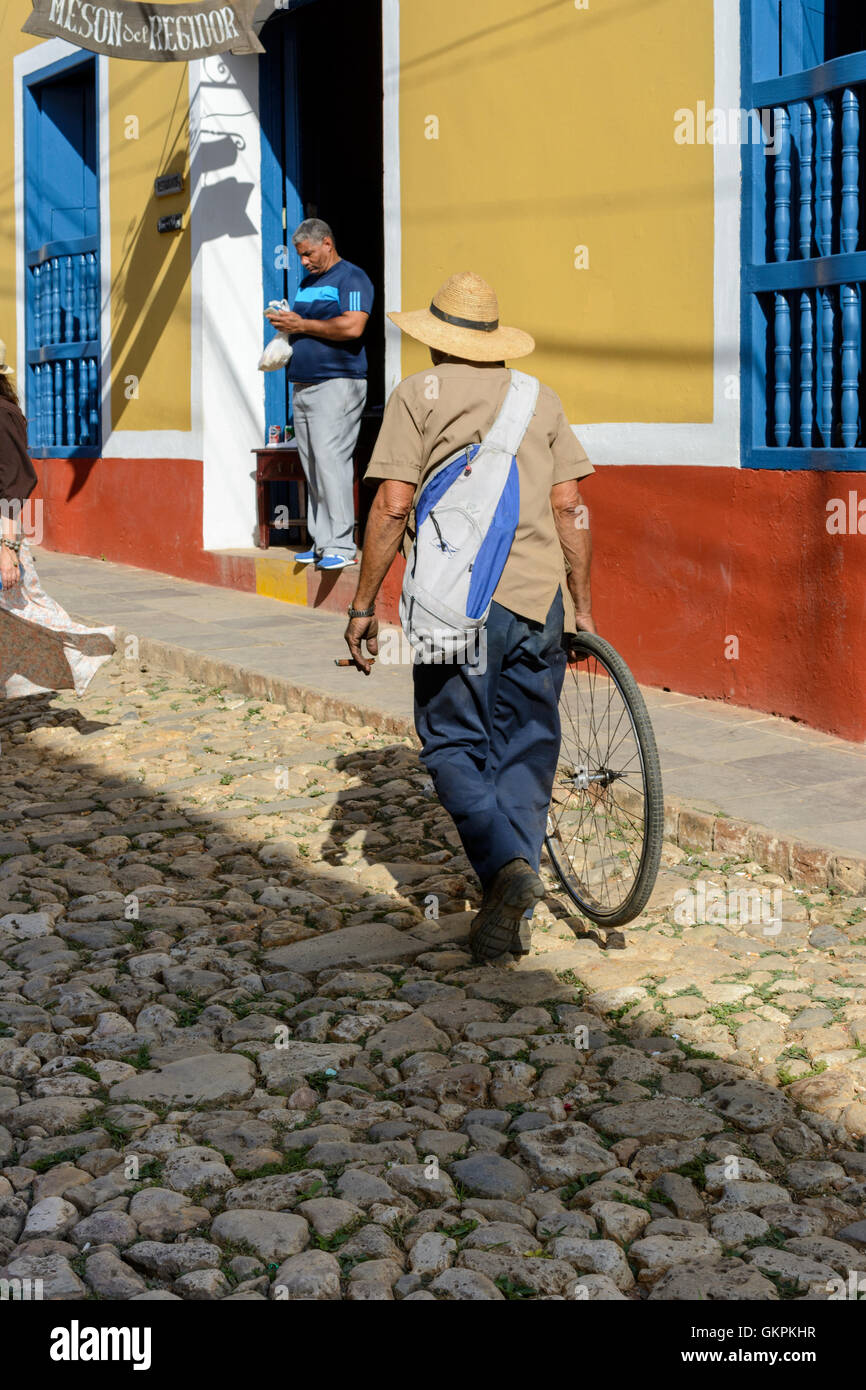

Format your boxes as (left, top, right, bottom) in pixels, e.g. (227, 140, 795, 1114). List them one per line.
(580, 467, 866, 743)
(33, 457, 256, 593)
(32, 458, 866, 742)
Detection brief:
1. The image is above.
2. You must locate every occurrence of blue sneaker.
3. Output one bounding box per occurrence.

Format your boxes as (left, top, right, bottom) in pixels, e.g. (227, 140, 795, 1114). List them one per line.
(294, 548, 318, 564)
(317, 554, 357, 570)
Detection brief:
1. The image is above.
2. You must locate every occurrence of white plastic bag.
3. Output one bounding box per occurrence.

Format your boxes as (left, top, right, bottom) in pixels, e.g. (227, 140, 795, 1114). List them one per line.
(258, 299, 294, 371)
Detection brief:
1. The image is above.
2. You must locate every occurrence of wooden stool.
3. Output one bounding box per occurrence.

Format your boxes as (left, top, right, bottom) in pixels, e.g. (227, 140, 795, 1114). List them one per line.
(251, 446, 307, 550)
(252, 409, 383, 552)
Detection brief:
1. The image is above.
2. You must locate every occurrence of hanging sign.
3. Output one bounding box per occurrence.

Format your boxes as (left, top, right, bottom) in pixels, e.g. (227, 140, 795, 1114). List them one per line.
(21, 0, 264, 60)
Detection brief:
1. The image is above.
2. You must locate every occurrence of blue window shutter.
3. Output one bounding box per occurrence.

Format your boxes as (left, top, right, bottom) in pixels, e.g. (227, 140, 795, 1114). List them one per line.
(24, 56, 100, 457)
(741, 0, 866, 469)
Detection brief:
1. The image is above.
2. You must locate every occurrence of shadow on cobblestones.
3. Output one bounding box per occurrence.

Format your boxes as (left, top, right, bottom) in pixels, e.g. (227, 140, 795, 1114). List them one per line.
(0, 662, 864, 1303)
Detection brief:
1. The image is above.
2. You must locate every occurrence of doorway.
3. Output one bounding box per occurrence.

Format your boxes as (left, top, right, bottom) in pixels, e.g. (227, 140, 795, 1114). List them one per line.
(259, 0, 385, 426)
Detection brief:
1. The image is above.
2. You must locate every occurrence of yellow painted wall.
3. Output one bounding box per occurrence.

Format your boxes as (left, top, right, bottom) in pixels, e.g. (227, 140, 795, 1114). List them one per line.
(0, 3, 191, 436)
(398, 0, 715, 424)
(108, 60, 190, 431)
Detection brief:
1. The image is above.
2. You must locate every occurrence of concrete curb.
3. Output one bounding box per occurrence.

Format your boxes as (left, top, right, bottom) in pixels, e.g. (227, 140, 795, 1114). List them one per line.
(97, 622, 866, 899)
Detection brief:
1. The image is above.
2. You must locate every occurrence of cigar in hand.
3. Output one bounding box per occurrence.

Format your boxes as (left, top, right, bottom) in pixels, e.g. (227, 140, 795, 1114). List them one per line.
(334, 658, 376, 667)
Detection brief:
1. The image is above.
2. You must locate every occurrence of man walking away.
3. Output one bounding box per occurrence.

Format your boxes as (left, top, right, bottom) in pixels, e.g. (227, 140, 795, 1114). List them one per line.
(343, 272, 596, 962)
(265, 219, 373, 570)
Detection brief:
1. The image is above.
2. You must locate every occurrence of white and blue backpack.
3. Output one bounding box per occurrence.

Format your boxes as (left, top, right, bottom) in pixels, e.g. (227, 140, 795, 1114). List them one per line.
(400, 369, 539, 662)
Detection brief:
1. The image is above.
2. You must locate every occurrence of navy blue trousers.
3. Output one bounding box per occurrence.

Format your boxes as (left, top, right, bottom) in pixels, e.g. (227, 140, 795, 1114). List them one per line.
(413, 590, 566, 889)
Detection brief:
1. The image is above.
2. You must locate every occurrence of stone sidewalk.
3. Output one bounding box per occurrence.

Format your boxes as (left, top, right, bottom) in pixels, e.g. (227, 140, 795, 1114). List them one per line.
(31, 547, 866, 882)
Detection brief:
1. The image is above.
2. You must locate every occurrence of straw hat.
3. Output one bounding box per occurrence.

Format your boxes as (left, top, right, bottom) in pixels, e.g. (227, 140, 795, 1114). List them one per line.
(0, 340, 13, 375)
(389, 272, 534, 361)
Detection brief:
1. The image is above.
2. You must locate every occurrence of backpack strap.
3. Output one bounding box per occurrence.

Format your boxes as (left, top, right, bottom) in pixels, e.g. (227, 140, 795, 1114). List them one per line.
(482, 369, 540, 457)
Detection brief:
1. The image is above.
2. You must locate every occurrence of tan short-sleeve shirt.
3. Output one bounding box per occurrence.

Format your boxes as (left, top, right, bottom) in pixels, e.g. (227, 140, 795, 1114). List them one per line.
(365, 362, 593, 626)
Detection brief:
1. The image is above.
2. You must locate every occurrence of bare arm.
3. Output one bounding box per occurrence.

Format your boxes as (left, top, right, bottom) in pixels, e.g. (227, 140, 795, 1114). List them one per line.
(344, 479, 416, 673)
(0, 513, 21, 590)
(265, 308, 368, 342)
(551, 478, 595, 635)
(0, 435, 21, 587)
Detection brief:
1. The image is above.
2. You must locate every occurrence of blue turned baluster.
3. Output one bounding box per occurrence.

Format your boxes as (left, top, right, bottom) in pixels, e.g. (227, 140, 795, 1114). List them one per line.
(41, 261, 49, 347)
(86, 253, 98, 340)
(50, 258, 60, 345)
(774, 107, 792, 446)
(800, 291, 814, 447)
(818, 96, 835, 445)
(799, 103, 814, 444)
(33, 264, 42, 351)
(88, 359, 99, 442)
(32, 364, 41, 449)
(42, 364, 52, 448)
(77, 253, 86, 341)
(79, 352, 89, 444)
(53, 362, 63, 447)
(62, 257, 72, 342)
(65, 358, 76, 445)
(774, 106, 792, 261)
(70, 255, 80, 342)
(40, 364, 49, 447)
(800, 101, 814, 258)
(840, 88, 860, 448)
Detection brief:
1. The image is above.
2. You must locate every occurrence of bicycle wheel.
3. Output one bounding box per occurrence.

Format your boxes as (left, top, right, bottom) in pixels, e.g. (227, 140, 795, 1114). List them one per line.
(544, 631, 664, 926)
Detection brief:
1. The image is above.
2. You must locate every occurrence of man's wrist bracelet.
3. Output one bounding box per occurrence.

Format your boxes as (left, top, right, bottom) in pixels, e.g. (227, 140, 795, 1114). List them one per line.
(1, 537, 22, 554)
(347, 604, 375, 619)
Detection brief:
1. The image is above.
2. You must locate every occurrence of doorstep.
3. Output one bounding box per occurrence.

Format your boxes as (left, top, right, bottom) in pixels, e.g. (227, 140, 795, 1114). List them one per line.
(208, 547, 404, 623)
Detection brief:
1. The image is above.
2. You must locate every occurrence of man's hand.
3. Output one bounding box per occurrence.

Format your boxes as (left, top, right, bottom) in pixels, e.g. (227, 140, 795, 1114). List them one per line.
(0, 548, 21, 592)
(344, 615, 380, 674)
(572, 610, 597, 635)
(342, 480, 414, 674)
(265, 308, 305, 335)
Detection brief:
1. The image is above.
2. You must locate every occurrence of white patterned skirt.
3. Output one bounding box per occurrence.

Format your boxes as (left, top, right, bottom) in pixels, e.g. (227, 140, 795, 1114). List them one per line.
(0, 543, 116, 698)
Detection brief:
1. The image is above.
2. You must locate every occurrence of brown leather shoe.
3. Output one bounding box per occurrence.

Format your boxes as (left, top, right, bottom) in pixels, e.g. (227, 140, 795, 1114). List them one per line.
(469, 859, 544, 962)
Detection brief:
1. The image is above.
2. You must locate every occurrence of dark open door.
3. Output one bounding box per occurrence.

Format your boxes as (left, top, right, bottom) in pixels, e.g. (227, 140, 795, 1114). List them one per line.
(259, 0, 385, 430)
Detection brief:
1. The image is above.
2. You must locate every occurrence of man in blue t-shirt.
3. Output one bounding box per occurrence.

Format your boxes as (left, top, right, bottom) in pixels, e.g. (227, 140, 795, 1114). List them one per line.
(265, 219, 374, 570)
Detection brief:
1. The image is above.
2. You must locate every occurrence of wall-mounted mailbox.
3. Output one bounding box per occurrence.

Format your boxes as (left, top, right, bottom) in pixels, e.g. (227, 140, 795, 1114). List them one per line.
(154, 172, 184, 197)
(157, 212, 183, 234)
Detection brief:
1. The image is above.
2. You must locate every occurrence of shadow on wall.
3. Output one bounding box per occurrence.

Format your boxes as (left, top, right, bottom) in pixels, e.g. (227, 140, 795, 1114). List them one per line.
(109, 58, 259, 442)
(109, 69, 191, 438)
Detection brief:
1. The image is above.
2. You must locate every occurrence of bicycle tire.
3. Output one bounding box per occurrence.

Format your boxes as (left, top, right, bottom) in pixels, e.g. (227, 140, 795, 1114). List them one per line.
(544, 630, 664, 927)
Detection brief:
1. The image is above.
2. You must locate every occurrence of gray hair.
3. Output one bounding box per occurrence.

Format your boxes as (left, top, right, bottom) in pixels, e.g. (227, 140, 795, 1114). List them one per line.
(292, 218, 334, 247)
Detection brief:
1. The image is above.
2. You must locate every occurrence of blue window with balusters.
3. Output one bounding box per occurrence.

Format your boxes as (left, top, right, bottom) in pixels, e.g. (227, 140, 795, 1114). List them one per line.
(23, 54, 101, 458)
(742, 1, 866, 467)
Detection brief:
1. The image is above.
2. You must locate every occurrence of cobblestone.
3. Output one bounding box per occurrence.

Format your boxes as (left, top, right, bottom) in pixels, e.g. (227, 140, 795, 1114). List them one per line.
(0, 666, 864, 1300)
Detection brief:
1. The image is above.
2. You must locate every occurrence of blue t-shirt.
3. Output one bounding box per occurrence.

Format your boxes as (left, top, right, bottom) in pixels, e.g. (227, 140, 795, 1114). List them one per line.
(286, 259, 374, 382)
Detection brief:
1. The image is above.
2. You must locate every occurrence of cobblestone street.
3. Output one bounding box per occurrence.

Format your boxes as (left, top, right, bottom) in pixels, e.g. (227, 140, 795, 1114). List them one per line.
(1, 661, 865, 1302)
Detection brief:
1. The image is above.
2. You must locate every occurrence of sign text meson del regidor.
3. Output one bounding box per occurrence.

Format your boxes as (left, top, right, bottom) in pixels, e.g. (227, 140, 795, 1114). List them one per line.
(21, 0, 264, 59)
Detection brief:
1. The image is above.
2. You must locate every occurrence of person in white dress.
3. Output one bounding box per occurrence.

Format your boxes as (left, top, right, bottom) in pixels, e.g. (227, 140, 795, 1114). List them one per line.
(0, 339, 115, 711)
